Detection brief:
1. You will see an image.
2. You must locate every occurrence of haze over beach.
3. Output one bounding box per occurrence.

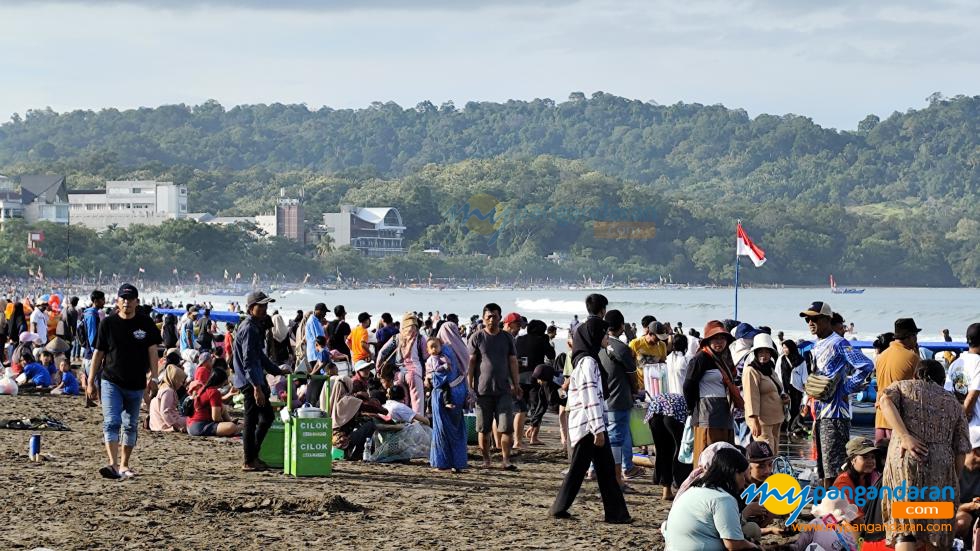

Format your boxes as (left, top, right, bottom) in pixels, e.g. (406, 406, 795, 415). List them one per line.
(1, 1, 979, 551)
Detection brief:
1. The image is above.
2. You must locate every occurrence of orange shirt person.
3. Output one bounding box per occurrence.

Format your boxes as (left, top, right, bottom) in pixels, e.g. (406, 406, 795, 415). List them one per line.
(349, 312, 372, 363)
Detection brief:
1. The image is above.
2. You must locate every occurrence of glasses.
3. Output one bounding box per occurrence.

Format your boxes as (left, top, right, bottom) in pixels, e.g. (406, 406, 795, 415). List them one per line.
(804, 316, 823, 323)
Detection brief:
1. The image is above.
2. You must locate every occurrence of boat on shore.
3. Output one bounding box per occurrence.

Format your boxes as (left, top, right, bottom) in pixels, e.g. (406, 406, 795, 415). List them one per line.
(830, 274, 865, 295)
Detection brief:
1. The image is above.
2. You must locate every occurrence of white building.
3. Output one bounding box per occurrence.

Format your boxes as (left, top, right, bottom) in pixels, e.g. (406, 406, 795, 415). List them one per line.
(0, 175, 71, 225)
(321, 205, 406, 257)
(68, 180, 188, 230)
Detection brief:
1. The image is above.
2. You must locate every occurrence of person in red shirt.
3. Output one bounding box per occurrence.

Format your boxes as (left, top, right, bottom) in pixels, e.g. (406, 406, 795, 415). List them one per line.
(193, 352, 213, 386)
(187, 367, 241, 437)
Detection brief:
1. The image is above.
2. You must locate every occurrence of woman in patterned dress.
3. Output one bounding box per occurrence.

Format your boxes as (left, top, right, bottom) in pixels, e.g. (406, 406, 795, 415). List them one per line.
(879, 359, 971, 550)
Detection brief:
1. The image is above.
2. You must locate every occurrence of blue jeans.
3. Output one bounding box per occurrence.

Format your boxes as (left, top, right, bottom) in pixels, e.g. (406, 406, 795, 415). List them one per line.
(101, 380, 144, 448)
(606, 408, 633, 470)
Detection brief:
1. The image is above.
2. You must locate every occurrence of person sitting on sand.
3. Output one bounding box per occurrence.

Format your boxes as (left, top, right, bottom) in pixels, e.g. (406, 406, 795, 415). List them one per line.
(193, 352, 213, 386)
(16, 352, 52, 388)
(663, 447, 761, 550)
(149, 362, 188, 432)
(50, 357, 81, 396)
(39, 350, 60, 387)
(382, 385, 431, 427)
(187, 367, 241, 437)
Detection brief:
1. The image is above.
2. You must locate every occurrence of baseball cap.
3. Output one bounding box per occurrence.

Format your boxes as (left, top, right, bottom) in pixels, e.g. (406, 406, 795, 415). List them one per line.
(968, 323, 980, 348)
(745, 441, 775, 463)
(648, 321, 668, 340)
(844, 437, 876, 460)
(502, 312, 522, 325)
(245, 291, 275, 309)
(800, 301, 833, 318)
(117, 283, 139, 300)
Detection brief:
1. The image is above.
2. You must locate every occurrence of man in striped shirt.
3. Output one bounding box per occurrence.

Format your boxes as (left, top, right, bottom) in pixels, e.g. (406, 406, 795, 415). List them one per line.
(549, 294, 631, 524)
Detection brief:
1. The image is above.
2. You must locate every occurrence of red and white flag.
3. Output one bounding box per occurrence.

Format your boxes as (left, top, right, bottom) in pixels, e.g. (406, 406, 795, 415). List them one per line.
(138, 267, 146, 273)
(736, 223, 766, 267)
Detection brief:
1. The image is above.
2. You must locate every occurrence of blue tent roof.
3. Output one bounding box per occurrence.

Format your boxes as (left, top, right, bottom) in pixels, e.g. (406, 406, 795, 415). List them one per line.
(153, 308, 243, 324)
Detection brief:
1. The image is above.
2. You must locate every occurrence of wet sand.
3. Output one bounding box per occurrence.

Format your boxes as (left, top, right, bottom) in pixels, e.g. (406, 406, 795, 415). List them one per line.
(1, 394, 795, 550)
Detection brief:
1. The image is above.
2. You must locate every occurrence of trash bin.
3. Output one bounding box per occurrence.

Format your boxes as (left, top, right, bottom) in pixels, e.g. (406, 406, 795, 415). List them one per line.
(282, 373, 332, 477)
(258, 419, 285, 468)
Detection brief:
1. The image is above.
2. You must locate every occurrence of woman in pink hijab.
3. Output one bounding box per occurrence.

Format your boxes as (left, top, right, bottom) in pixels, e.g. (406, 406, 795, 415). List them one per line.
(399, 312, 429, 416)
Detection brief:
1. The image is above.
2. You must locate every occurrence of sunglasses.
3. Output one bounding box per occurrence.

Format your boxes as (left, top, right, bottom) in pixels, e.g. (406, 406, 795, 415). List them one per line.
(804, 316, 824, 323)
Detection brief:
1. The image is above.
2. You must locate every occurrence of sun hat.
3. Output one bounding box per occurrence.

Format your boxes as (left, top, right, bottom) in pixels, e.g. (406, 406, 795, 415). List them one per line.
(702, 320, 734, 344)
(750, 333, 777, 355)
(893, 318, 922, 340)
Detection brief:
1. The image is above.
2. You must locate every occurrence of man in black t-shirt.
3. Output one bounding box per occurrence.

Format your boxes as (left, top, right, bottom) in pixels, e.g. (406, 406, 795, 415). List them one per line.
(87, 283, 162, 480)
(328, 304, 352, 359)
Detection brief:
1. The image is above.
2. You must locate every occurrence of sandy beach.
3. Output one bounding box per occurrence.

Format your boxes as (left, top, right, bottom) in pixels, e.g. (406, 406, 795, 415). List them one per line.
(0, 393, 695, 551)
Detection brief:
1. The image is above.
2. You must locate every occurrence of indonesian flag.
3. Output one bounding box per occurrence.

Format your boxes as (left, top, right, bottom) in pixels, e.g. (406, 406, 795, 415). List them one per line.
(172, 267, 178, 275)
(736, 223, 766, 267)
(138, 267, 145, 273)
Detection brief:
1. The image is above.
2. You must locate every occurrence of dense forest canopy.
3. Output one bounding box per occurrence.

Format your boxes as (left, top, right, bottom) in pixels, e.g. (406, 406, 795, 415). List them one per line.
(0, 92, 977, 285)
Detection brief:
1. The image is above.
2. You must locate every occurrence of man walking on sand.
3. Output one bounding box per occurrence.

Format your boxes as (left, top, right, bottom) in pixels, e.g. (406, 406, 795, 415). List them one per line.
(234, 291, 285, 471)
(87, 284, 162, 480)
(468, 303, 522, 470)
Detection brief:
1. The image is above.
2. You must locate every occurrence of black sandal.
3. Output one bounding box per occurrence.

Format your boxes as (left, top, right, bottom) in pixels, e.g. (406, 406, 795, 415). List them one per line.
(99, 465, 121, 480)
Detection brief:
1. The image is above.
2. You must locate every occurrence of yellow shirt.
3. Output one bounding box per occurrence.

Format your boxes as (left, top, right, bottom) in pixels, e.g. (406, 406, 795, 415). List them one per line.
(350, 325, 370, 362)
(629, 337, 666, 392)
(874, 340, 919, 429)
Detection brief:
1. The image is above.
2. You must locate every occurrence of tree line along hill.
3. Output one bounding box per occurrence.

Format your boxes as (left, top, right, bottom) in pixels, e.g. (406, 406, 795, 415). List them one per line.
(0, 91, 977, 285)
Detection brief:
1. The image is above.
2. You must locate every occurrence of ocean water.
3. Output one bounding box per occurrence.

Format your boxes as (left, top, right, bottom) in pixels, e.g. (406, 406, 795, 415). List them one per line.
(160, 286, 980, 343)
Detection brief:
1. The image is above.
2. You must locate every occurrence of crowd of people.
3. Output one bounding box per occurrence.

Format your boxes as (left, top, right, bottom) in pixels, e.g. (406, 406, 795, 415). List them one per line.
(5, 283, 980, 550)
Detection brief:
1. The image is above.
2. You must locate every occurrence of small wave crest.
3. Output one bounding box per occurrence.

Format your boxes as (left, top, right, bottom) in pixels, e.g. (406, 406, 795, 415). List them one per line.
(515, 298, 585, 315)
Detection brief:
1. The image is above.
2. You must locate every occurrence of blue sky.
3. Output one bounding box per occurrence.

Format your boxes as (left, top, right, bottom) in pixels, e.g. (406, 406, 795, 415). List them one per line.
(0, 0, 977, 130)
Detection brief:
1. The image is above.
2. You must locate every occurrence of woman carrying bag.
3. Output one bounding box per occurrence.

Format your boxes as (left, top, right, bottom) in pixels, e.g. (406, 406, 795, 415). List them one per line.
(684, 320, 742, 466)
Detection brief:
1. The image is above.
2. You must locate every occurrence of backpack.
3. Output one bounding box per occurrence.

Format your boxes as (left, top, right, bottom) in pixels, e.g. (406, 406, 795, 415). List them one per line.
(179, 394, 196, 417)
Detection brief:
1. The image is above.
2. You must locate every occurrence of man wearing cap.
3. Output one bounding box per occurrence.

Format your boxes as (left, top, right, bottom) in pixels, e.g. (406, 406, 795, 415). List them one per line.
(86, 284, 163, 479)
(832, 437, 880, 522)
(178, 306, 198, 352)
(800, 301, 874, 488)
(629, 317, 667, 395)
(958, 324, 980, 442)
(742, 441, 778, 532)
(502, 312, 521, 338)
(29, 298, 50, 346)
(599, 309, 641, 486)
(233, 291, 285, 472)
(874, 318, 922, 445)
(468, 303, 521, 470)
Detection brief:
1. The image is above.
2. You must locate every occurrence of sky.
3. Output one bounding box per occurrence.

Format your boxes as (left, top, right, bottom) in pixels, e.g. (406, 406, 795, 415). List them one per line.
(0, 0, 977, 130)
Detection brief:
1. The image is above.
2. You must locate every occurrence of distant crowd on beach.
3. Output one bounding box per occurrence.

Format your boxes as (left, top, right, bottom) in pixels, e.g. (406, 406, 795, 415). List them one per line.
(4, 283, 980, 550)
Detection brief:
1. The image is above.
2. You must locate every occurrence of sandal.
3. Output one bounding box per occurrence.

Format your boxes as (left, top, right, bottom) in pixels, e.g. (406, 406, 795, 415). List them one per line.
(99, 465, 121, 480)
(118, 469, 137, 480)
(502, 464, 519, 472)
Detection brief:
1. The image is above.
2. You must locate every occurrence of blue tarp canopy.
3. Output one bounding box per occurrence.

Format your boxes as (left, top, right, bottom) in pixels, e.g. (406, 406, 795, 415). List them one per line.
(153, 308, 243, 324)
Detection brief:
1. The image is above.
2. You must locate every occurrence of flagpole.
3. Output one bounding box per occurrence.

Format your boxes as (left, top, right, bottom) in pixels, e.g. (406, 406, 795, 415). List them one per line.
(734, 219, 741, 320)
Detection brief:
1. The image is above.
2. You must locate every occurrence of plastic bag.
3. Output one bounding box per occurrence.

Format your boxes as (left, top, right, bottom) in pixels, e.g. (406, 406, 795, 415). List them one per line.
(363, 422, 432, 463)
(678, 416, 694, 464)
(0, 376, 18, 395)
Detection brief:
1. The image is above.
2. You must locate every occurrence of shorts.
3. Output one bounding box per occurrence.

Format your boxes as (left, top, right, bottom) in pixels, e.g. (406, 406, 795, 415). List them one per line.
(815, 417, 850, 480)
(475, 393, 515, 434)
(515, 383, 534, 413)
(188, 421, 218, 437)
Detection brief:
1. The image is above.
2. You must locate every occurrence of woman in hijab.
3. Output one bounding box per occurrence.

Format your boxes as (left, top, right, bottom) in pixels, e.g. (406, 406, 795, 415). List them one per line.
(8, 302, 27, 345)
(429, 321, 470, 472)
(684, 320, 739, 465)
(776, 339, 807, 431)
(149, 360, 188, 432)
(550, 315, 631, 524)
(743, 333, 788, 453)
(0, 298, 8, 363)
(161, 314, 179, 349)
(398, 312, 429, 416)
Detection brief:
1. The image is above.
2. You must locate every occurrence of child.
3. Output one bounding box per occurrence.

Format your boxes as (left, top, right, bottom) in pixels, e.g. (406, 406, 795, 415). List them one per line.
(40, 350, 60, 387)
(51, 357, 80, 396)
(525, 363, 555, 446)
(424, 337, 454, 410)
(16, 352, 52, 389)
(383, 385, 430, 426)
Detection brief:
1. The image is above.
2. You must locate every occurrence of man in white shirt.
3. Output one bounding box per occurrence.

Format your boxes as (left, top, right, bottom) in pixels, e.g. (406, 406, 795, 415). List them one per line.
(30, 300, 50, 345)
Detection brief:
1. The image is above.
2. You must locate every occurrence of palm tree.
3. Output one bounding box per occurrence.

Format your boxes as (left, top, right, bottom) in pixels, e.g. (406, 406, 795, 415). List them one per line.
(316, 234, 335, 258)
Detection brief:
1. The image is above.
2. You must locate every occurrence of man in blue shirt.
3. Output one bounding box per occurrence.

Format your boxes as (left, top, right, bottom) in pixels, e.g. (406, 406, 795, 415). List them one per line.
(800, 301, 874, 488)
(81, 290, 106, 407)
(233, 290, 285, 472)
(305, 303, 328, 365)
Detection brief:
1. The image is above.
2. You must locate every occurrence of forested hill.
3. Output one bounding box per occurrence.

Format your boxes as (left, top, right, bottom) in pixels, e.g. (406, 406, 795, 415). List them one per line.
(1, 92, 977, 205)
